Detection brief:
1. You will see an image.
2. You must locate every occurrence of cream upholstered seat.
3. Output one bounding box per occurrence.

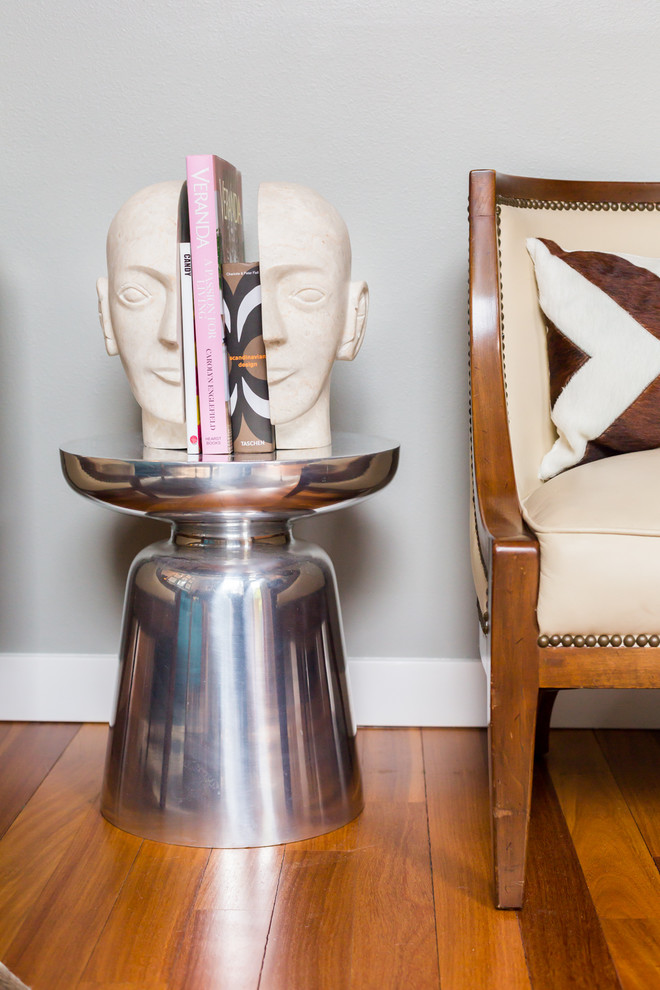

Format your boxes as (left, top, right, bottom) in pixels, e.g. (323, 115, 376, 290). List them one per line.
(469, 170, 660, 909)
(523, 449, 660, 637)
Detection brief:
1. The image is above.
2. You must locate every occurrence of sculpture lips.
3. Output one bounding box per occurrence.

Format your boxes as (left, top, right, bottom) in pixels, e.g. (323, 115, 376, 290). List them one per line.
(153, 368, 182, 385)
(267, 369, 294, 385)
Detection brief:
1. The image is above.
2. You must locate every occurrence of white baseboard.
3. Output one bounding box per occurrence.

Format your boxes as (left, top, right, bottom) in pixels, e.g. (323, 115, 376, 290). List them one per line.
(0, 653, 120, 723)
(1, 653, 659, 728)
(348, 658, 488, 726)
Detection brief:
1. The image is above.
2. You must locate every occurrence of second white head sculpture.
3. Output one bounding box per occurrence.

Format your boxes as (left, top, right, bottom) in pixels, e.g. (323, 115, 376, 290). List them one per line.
(258, 182, 368, 448)
(97, 179, 367, 451)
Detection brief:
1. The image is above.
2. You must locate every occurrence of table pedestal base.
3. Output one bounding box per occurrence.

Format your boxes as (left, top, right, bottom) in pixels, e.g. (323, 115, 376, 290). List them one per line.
(101, 520, 363, 847)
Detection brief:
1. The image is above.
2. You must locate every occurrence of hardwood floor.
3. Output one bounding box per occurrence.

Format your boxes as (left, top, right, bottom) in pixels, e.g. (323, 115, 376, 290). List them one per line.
(1, 725, 660, 988)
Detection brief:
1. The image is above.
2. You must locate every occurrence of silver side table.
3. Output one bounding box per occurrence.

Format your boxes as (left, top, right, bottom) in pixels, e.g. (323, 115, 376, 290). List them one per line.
(60, 433, 399, 847)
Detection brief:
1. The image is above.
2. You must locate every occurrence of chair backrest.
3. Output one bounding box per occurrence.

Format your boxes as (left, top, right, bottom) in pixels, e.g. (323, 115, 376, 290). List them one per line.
(478, 174, 660, 502)
(499, 198, 660, 500)
(469, 172, 660, 624)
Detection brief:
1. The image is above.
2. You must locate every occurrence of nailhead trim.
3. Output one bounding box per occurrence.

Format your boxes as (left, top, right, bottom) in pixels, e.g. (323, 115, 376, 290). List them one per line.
(538, 634, 660, 648)
(477, 601, 490, 636)
(496, 197, 660, 212)
(469, 199, 490, 613)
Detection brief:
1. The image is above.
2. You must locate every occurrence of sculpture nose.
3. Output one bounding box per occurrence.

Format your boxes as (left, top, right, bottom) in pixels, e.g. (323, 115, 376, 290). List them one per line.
(261, 307, 287, 346)
(159, 292, 179, 348)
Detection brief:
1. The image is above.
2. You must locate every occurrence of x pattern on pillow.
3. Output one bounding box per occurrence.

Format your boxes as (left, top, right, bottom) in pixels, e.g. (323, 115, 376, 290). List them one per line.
(527, 237, 660, 480)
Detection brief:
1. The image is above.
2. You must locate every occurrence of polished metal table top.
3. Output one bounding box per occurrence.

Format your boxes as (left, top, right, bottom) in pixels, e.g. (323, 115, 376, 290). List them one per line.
(60, 432, 399, 522)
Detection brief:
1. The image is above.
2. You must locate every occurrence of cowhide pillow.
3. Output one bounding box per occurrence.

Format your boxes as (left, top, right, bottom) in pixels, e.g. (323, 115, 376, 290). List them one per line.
(527, 237, 660, 481)
(0, 962, 30, 989)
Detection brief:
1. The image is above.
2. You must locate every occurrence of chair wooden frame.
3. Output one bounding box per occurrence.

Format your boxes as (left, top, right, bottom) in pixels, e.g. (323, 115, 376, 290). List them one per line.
(469, 169, 660, 908)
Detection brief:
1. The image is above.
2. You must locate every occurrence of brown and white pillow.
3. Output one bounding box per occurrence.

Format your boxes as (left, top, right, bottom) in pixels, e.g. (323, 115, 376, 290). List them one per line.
(527, 237, 660, 481)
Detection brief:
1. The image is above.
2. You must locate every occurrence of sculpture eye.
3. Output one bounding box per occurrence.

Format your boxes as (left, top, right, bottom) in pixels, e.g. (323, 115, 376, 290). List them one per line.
(291, 287, 325, 304)
(118, 284, 151, 305)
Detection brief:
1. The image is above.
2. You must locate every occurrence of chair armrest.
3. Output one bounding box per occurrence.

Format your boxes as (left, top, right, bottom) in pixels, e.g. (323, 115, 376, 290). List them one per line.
(469, 171, 537, 556)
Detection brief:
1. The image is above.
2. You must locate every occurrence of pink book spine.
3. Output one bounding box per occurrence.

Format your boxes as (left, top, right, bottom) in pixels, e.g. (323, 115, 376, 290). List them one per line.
(186, 155, 232, 453)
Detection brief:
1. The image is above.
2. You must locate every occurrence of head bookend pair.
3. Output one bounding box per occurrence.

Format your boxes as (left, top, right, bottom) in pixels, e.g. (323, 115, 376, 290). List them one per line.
(97, 180, 368, 451)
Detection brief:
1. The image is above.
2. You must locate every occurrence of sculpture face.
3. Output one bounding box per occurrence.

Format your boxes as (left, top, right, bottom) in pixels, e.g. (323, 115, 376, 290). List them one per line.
(97, 181, 186, 448)
(258, 183, 368, 448)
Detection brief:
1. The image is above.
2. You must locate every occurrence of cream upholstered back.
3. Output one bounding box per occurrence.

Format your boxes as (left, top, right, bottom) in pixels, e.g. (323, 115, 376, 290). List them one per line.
(498, 201, 660, 501)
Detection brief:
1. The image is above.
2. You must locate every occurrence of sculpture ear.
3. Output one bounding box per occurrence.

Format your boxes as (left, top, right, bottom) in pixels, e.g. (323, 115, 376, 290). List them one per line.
(337, 281, 368, 361)
(96, 277, 119, 356)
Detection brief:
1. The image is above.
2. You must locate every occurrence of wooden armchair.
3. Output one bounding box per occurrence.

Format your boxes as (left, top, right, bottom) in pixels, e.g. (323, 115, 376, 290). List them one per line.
(469, 170, 660, 908)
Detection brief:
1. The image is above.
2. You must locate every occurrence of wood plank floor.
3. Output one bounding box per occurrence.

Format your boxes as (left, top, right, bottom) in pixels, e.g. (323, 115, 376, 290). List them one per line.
(1, 725, 660, 988)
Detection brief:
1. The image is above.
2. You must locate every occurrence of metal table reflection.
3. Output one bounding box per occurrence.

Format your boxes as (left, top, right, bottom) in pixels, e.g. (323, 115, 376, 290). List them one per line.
(60, 433, 399, 847)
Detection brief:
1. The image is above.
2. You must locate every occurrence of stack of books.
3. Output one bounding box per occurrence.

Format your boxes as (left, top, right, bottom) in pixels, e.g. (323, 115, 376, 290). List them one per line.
(179, 155, 275, 456)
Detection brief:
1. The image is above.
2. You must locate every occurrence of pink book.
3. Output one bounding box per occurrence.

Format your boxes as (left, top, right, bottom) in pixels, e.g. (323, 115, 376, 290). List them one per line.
(186, 155, 245, 453)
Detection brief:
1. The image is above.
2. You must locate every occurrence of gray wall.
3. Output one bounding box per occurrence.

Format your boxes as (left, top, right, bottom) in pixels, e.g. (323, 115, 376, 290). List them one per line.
(2, 0, 658, 670)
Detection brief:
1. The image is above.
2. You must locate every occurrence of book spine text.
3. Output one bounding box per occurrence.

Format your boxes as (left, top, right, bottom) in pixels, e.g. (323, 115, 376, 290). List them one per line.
(186, 155, 232, 453)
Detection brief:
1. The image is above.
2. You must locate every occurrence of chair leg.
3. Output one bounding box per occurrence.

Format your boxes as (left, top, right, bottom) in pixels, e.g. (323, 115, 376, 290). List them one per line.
(535, 689, 560, 758)
(489, 541, 540, 909)
(489, 689, 538, 908)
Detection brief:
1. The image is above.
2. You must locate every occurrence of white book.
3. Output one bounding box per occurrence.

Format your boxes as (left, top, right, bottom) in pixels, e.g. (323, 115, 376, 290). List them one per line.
(178, 182, 200, 455)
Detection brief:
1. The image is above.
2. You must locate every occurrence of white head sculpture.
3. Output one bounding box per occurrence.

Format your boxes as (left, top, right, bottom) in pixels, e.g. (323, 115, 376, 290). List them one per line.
(258, 183, 368, 449)
(97, 181, 186, 449)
